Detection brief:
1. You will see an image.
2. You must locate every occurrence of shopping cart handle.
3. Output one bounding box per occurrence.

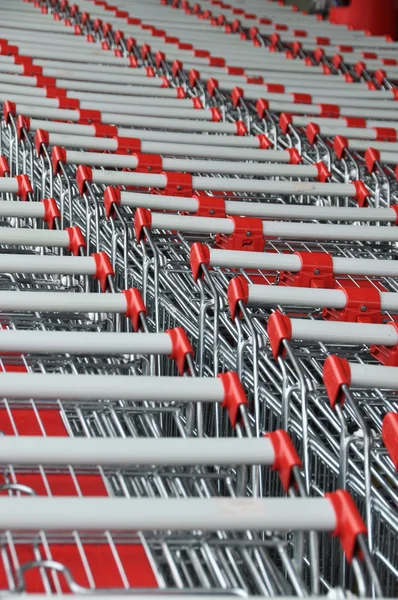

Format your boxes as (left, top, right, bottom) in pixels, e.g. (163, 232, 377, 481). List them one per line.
(0, 371, 247, 424)
(0, 198, 60, 228)
(0, 174, 33, 201)
(0, 226, 81, 251)
(0, 491, 365, 560)
(0, 433, 292, 468)
(382, 413, 398, 470)
(0, 328, 192, 373)
(323, 356, 398, 407)
(268, 312, 398, 360)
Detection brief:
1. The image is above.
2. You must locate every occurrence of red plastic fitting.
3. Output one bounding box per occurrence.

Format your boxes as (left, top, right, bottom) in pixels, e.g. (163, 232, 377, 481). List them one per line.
(267, 311, 292, 359)
(256, 98, 269, 119)
(208, 56, 225, 67)
(93, 124, 117, 138)
(323, 355, 351, 408)
(287, 148, 302, 165)
(318, 104, 340, 118)
(15, 174, 33, 201)
(352, 180, 370, 207)
(35, 76, 56, 88)
(365, 148, 380, 173)
(313, 48, 324, 63)
(45, 86, 67, 99)
(192, 97, 203, 109)
(114, 136, 141, 154)
(218, 371, 249, 427)
(155, 51, 166, 68)
(78, 109, 101, 124)
(382, 412, 398, 470)
(172, 60, 183, 78)
(375, 69, 387, 86)
(166, 327, 194, 375)
(42, 197, 60, 230)
(207, 78, 219, 97)
(16, 115, 30, 142)
(246, 76, 263, 84)
(92, 251, 114, 292)
(189, 242, 211, 281)
(0, 156, 10, 177)
(51, 146, 67, 176)
(14, 56, 33, 67)
(104, 186, 121, 219)
(134, 153, 163, 174)
(344, 117, 366, 128)
(370, 321, 398, 367)
(66, 226, 86, 256)
(235, 121, 247, 136)
(134, 207, 152, 242)
(195, 195, 226, 218)
(305, 122, 320, 146)
(278, 251, 334, 289)
(333, 135, 348, 160)
(265, 83, 285, 93)
(227, 276, 249, 320)
(76, 165, 93, 195)
(217, 216, 265, 252)
(315, 162, 331, 182)
(23, 65, 43, 76)
(189, 69, 201, 87)
(323, 285, 382, 324)
(194, 49, 210, 57)
(315, 36, 330, 45)
(325, 490, 367, 563)
(257, 134, 272, 150)
(373, 127, 397, 142)
(123, 288, 147, 331)
(35, 129, 50, 156)
(231, 87, 244, 108)
(279, 113, 293, 135)
(141, 44, 151, 59)
(3, 101, 16, 125)
(292, 93, 312, 105)
(227, 67, 245, 75)
(266, 430, 302, 492)
(59, 98, 80, 110)
(162, 172, 193, 197)
(210, 107, 222, 122)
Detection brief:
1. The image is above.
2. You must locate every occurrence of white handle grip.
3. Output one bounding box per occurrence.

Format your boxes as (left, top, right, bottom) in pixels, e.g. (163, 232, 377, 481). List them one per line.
(349, 362, 398, 390)
(0, 291, 129, 313)
(149, 213, 396, 243)
(0, 496, 336, 532)
(0, 330, 173, 355)
(93, 170, 356, 197)
(121, 192, 395, 223)
(47, 132, 281, 162)
(0, 179, 19, 194)
(290, 319, 398, 346)
(67, 152, 317, 178)
(0, 228, 69, 248)
(247, 285, 398, 312)
(206, 248, 398, 278)
(0, 436, 275, 466)
(0, 255, 95, 275)
(0, 373, 225, 402)
(0, 201, 44, 219)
